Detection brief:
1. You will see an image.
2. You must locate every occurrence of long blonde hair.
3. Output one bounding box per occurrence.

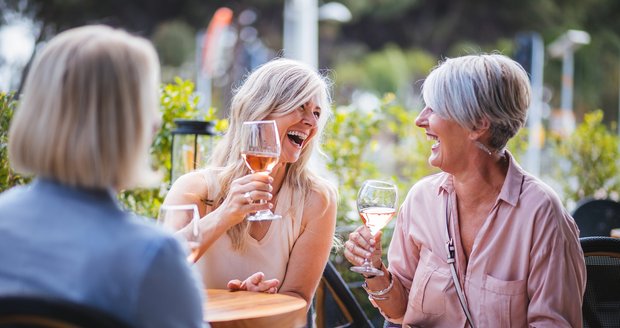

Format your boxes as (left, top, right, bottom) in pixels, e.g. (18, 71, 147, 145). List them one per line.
(209, 58, 333, 250)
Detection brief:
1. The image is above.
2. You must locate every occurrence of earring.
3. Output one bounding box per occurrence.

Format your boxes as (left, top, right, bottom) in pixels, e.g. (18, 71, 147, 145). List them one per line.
(474, 141, 493, 156)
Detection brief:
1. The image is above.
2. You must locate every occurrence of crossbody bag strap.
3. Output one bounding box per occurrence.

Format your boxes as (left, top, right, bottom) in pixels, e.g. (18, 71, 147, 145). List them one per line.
(445, 195, 476, 328)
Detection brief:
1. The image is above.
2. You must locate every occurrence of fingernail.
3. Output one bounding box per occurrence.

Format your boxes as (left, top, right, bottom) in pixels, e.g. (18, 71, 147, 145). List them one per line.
(269, 203, 273, 208)
(366, 252, 372, 257)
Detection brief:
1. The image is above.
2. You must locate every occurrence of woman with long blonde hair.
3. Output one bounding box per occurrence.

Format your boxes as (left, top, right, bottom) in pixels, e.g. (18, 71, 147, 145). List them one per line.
(164, 58, 337, 305)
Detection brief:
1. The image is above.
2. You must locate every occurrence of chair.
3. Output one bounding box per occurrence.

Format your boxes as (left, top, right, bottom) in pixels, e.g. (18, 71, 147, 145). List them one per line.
(572, 199, 620, 237)
(0, 296, 132, 328)
(580, 236, 620, 328)
(312, 261, 374, 328)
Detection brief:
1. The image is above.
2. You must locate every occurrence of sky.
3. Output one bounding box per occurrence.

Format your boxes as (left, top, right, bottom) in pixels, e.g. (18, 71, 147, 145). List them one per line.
(0, 19, 35, 92)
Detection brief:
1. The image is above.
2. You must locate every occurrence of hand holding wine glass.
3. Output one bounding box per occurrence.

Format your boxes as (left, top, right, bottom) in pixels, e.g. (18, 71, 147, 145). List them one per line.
(240, 120, 281, 221)
(157, 204, 202, 263)
(349, 180, 398, 276)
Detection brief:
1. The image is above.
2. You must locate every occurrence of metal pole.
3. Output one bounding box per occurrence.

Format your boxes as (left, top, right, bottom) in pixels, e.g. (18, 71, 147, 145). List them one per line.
(561, 50, 574, 113)
(525, 33, 544, 176)
(195, 31, 212, 113)
(283, 0, 318, 68)
(559, 50, 576, 134)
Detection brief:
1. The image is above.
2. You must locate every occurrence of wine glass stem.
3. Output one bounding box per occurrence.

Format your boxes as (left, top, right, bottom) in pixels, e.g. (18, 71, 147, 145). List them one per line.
(363, 258, 373, 269)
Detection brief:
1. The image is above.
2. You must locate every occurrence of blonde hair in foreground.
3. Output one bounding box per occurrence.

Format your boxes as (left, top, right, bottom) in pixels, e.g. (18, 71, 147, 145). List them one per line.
(209, 58, 335, 250)
(9, 25, 160, 190)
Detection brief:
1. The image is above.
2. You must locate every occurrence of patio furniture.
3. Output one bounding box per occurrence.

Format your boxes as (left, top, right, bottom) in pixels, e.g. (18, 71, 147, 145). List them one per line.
(580, 236, 620, 327)
(314, 261, 374, 328)
(204, 289, 307, 328)
(572, 199, 620, 237)
(0, 295, 132, 328)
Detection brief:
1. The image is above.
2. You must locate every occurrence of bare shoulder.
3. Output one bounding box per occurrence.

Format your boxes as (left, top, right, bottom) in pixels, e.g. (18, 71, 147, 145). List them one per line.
(304, 178, 338, 223)
(165, 170, 212, 205)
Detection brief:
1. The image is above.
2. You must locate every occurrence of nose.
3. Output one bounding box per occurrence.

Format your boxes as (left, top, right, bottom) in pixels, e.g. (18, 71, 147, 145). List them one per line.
(415, 107, 431, 127)
(302, 109, 318, 127)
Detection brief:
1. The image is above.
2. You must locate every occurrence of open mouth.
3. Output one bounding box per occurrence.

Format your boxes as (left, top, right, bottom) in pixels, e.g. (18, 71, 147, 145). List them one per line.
(287, 130, 308, 148)
(427, 133, 440, 149)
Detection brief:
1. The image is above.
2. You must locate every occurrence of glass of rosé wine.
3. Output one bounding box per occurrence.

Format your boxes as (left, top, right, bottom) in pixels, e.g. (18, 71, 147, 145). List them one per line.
(157, 204, 202, 263)
(240, 120, 282, 221)
(350, 180, 398, 276)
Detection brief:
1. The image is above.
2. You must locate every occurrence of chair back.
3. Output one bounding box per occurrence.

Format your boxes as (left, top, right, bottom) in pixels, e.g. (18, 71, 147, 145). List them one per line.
(0, 296, 133, 328)
(580, 236, 620, 328)
(313, 261, 374, 328)
(572, 199, 620, 237)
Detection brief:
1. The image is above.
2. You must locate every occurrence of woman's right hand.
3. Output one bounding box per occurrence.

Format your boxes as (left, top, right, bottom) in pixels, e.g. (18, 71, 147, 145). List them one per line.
(227, 272, 280, 294)
(344, 226, 384, 269)
(213, 172, 273, 227)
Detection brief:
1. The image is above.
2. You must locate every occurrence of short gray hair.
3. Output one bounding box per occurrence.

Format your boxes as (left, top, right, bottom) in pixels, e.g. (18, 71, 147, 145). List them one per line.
(422, 53, 531, 149)
(9, 25, 160, 189)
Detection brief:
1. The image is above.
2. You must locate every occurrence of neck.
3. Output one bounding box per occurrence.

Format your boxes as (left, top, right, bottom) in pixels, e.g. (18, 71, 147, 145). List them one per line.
(453, 153, 509, 207)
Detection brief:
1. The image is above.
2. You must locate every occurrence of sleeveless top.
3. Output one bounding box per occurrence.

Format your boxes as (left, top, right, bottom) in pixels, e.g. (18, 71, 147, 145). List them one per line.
(195, 168, 303, 288)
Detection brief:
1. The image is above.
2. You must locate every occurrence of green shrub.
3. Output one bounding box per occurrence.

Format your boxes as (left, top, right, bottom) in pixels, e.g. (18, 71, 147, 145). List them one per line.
(119, 78, 224, 218)
(553, 110, 620, 206)
(0, 92, 30, 192)
(0, 80, 222, 219)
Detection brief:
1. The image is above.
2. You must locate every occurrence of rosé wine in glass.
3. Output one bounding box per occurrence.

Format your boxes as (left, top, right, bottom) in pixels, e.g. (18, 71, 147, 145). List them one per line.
(240, 120, 282, 221)
(350, 180, 398, 277)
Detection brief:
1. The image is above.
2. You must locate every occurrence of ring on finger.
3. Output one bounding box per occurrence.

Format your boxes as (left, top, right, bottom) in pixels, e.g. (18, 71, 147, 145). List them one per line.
(244, 191, 253, 204)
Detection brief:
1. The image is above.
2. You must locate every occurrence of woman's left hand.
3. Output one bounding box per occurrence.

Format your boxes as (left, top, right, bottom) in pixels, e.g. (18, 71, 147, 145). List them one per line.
(227, 272, 280, 294)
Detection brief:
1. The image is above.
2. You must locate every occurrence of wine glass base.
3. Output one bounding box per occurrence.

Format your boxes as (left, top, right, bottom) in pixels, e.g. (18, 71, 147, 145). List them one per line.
(350, 265, 384, 276)
(246, 213, 282, 221)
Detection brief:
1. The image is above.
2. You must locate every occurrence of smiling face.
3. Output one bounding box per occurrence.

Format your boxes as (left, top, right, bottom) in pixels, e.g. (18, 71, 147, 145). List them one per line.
(415, 106, 475, 173)
(266, 99, 321, 164)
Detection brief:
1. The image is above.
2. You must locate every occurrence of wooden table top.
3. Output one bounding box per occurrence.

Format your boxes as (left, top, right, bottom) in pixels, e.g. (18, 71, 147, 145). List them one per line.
(203, 289, 307, 328)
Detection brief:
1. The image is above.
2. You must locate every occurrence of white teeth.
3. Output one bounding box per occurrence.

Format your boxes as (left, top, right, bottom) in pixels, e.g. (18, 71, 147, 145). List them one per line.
(287, 131, 308, 140)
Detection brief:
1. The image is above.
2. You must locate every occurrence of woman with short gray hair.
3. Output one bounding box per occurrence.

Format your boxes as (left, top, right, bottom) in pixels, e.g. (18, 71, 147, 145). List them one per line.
(344, 53, 586, 327)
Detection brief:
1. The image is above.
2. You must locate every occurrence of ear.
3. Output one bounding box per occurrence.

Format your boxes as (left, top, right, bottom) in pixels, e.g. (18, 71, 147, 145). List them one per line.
(468, 117, 491, 141)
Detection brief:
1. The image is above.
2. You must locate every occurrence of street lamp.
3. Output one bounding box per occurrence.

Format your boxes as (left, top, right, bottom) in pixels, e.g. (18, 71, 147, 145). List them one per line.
(548, 29, 591, 135)
(170, 119, 219, 184)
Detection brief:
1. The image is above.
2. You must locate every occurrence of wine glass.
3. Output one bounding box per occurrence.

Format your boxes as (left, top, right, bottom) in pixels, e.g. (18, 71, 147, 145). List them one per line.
(240, 120, 282, 221)
(157, 204, 202, 263)
(350, 180, 398, 276)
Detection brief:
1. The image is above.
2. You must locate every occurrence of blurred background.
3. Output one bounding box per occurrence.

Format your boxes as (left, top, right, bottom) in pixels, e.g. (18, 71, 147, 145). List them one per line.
(2, 1, 620, 325)
(2, 0, 620, 123)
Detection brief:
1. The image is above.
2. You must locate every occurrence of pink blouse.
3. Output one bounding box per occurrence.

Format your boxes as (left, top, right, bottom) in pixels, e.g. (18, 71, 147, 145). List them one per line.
(386, 153, 586, 327)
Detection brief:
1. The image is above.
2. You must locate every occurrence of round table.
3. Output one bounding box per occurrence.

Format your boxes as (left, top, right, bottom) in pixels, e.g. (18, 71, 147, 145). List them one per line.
(203, 289, 307, 328)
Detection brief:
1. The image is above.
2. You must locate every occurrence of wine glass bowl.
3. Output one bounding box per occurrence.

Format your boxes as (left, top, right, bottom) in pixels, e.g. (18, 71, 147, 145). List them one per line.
(158, 204, 202, 263)
(350, 180, 398, 276)
(240, 120, 282, 221)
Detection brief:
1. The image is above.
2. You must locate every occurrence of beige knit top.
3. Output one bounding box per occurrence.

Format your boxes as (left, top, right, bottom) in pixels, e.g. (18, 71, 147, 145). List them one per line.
(195, 168, 303, 288)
